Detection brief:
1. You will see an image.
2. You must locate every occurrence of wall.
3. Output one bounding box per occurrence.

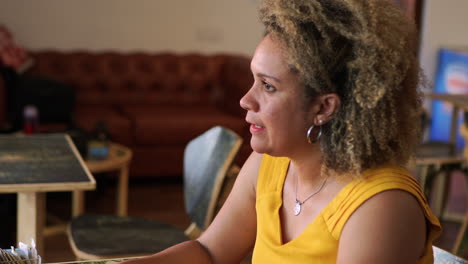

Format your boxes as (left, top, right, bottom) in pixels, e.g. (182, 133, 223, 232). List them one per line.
(0, 0, 264, 56)
(419, 0, 468, 87)
(3, 0, 467, 79)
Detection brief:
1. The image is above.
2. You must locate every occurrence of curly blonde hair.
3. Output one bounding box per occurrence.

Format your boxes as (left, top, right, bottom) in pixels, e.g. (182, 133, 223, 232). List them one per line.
(259, 0, 422, 176)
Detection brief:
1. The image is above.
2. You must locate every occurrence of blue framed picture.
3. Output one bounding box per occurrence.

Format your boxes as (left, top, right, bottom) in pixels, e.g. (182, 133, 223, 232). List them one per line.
(430, 48, 468, 149)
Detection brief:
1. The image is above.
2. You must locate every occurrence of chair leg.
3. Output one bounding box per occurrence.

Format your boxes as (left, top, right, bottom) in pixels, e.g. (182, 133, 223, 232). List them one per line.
(452, 214, 468, 256)
(437, 166, 453, 219)
(422, 165, 439, 208)
(450, 164, 468, 255)
(445, 164, 468, 220)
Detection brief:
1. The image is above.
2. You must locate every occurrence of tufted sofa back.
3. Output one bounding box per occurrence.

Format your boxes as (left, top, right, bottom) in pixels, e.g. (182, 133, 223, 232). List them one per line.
(27, 52, 251, 111)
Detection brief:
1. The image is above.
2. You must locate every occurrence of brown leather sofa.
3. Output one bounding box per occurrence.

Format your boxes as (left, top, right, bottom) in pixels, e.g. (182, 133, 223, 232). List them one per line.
(0, 52, 253, 178)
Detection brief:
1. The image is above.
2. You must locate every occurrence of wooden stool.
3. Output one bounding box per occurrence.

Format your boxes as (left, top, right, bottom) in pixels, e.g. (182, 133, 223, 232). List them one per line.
(76, 142, 133, 217)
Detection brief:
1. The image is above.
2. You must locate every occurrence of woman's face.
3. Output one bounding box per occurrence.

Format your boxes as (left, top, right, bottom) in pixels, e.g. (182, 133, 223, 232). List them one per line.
(240, 35, 318, 157)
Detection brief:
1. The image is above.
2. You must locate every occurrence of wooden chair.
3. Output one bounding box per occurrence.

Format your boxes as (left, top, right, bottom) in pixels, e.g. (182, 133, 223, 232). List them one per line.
(451, 122, 468, 256)
(415, 144, 467, 220)
(67, 126, 243, 260)
(414, 110, 468, 221)
(433, 246, 467, 263)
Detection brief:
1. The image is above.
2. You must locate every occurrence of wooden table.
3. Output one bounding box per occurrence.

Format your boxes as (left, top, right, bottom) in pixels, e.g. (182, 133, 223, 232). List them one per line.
(0, 134, 95, 255)
(73, 142, 132, 217)
(424, 93, 468, 155)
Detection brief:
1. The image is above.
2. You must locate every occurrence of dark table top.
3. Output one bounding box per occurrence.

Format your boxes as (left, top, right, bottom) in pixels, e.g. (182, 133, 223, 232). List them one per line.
(0, 133, 95, 193)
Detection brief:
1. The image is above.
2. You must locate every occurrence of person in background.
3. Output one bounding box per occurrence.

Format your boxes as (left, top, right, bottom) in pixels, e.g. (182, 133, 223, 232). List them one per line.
(123, 0, 441, 263)
(0, 25, 32, 72)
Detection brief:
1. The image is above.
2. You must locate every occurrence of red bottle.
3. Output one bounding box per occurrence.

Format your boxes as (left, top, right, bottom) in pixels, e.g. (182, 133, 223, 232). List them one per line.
(23, 105, 39, 134)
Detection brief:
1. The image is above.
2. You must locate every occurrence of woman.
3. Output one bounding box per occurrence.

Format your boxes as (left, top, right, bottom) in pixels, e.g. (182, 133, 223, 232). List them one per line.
(123, 0, 441, 263)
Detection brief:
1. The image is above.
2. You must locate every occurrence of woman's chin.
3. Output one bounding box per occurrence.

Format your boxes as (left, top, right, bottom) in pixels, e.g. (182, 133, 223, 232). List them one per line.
(250, 139, 272, 155)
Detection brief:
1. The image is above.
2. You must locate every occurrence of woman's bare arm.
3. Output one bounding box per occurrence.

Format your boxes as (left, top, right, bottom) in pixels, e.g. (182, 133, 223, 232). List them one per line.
(198, 152, 261, 263)
(121, 152, 261, 264)
(337, 190, 426, 264)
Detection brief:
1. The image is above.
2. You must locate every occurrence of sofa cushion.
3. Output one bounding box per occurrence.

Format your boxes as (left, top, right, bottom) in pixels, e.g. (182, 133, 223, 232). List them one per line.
(74, 106, 133, 146)
(122, 106, 247, 146)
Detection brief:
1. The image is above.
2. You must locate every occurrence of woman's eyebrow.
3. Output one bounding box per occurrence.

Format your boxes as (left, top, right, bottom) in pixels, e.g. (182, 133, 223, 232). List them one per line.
(257, 73, 281, 83)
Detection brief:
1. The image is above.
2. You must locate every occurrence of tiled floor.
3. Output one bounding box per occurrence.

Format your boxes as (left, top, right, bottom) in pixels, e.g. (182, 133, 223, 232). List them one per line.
(36, 170, 468, 262)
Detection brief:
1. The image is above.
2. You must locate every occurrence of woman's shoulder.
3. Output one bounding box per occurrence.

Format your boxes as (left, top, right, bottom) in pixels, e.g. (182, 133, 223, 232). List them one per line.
(356, 165, 429, 204)
(323, 164, 441, 239)
(345, 165, 422, 197)
(361, 165, 415, 181)
(337, 188, 429, 263)
(331, 164, 419, 201)
(334, 165, 441, 263)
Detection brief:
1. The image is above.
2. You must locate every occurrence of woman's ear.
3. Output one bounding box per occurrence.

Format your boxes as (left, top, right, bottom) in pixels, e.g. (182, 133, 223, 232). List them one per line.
(313, 93, 340, 124)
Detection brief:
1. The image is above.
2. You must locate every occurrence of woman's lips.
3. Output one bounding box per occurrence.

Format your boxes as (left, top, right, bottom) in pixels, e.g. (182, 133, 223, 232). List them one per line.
(250, 124, 265, 134)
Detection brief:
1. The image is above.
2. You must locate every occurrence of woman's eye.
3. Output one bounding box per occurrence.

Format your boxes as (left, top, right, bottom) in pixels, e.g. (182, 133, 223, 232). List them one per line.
(262, 81, 275, 92)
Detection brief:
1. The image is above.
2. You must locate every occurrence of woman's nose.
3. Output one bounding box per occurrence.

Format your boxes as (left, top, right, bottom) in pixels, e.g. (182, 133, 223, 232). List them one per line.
(240, 87, 257, 112)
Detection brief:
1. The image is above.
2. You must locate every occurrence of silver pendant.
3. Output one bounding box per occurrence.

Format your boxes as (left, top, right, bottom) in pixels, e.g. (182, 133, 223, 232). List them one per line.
(294, 200, 302, 216)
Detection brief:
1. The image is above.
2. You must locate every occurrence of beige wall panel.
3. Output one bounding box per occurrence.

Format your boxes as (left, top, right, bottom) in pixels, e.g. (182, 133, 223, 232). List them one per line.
(0, 0, 264, 56)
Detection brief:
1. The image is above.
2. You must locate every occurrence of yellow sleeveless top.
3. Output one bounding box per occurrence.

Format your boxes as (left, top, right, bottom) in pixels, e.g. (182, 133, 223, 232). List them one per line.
(252, 155, 441, 263)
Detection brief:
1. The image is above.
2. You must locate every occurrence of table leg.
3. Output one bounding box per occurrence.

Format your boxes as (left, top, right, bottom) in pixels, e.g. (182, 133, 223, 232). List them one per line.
(72, 191, 85, 217)
(117, 164, 129, 216)
(17, 192, 45, 255)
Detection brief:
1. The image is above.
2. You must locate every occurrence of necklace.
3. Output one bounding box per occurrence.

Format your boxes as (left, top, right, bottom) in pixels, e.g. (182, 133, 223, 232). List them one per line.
(294, 174, 328, 216)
